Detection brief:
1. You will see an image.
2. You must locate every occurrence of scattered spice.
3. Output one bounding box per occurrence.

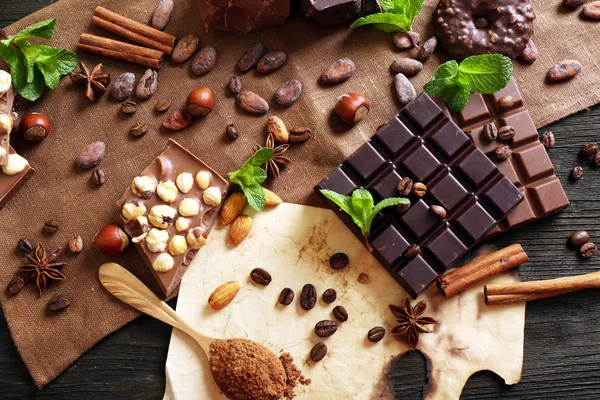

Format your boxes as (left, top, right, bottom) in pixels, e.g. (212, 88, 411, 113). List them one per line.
(19, 242, 66, 296)
(69, 61, 111, 101)
(389, 299, 438, 349)
(256, 133, 291, 178)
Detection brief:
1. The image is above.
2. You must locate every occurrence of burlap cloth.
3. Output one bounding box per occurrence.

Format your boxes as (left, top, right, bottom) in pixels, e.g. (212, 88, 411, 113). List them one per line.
(0, 0, 597, 389)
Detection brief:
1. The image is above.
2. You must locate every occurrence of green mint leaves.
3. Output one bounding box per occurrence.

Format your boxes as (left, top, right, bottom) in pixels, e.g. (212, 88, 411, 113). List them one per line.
(320, 188, 409, 251)
(424, 54, 513, 112)
(350, 0, 424, 34)
(228, 148, 274, 211)
(0, 19, 79, 101)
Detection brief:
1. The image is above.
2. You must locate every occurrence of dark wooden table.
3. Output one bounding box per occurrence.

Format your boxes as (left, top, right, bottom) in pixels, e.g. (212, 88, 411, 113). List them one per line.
(3, 2, 600, 399)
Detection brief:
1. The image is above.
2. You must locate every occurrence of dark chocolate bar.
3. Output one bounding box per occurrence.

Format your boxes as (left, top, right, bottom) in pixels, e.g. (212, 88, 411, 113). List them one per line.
(302, 0, 381, 26)
(198, 0, 290, 33)
(316, 93, 523, 298)
(0, 146, 34, 210)
(442, 80, 569, 237)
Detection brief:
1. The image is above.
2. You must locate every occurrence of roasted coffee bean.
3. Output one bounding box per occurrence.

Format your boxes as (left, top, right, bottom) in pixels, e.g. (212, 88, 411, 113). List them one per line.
(572, 166, 584, 180)
(541, 131, 555, 148)
(495, 145, 512, 160)
(367, 326, 386, 342)
(172, 34, 199, 63)
(192, 46, 218, 76)
(111, 72, 136, 101)
(396, 202, 411, 214)
(519, 39, 538, 63)
(322, 288, 337, 304)
(162, 109, 193, 131)
(151, 0, 174, 30)
(594, 152, 600, 167)
(136, 69, 158, 100)
(17, 238, 33, 253)
(155, 99, 171, 112)
(569, 230, 590, 247)
(547, 60, 582, 82)
(121, 101, 137, 114)
(250, 268, 272, 286)
(498, 96, 515, 111)
(229, 76, 242, 95)
(430, 205, 447, 219)
(47, 295, 70, 312)
(310, 342, 328, 362)
(392, 31, 420, 49)
(397, 177, 413, 196)
(43, 219, 59, 233)
(226, 124, 239, 140)
(390, 58, 423, 76)
(300, 284, 317, 310)
(582, 1, 600, 19)
(405, 245, 420, 259)
(332, 305, 348, 322)
(315, 320, 337, 337)
(563, 0, 584, 7)
(279, 287, 294, 305)
(580, 242, 598, 258)
(482, 124, 497, 141)
(238, 42, 266, 72)
(416, 36, 437, 62)
(236, 91, 269, 114)
(412, 182, 427, 197)
(91, 168, 106, 186)
(7, 276, 25, 295)
(130, 122, 148, 138)
(581, 142, 599, 157)
(274, 80, 302, 107)
(394, 73, 416, 106)
(498, 126, 515, 141)
(257, 51, 287, 74)
(321, 58, 356, 84)
(329, 253, 349, 270)
(289, 127, 312, 143)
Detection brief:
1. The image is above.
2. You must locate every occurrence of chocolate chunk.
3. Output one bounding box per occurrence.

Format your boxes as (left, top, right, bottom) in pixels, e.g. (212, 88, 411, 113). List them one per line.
(302, 0, 361, 26)
(0, 147, 34, 210)
(198, 0, 290, 33)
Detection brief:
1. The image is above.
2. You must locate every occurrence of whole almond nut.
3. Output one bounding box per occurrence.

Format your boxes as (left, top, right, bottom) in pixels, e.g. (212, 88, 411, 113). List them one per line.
(519, 39, 538, 63)
(172, 34, 199, 63)
(238, 42, 266, 72)
(237, 91, 269, 114)
(274, 79, 302, 107)
(547, 60, 582, 81)
(151, 0, 174, 30)
(583, 1, 600, 19)
(390, 58, 423, 76)
(208, 281, 240, 310)
(192, 46, 217, 76)
(136, 69, 158, 100)
(289, 127, 312, 143)
(162, 110, 193, 131)
(321, 58, 355, 84)
(257, 51, 287, 74)
(221, 192, 247, 225)
(229, 214, 252, 245)
(394, 73, 417, 106)
(264, 188, 282, 206)
(267, 116, 289, 143)
(76, 141, 105, 169)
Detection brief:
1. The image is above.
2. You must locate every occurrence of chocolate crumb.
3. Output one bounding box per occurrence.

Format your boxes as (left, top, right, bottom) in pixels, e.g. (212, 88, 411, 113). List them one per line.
(357, 272, 372, 284)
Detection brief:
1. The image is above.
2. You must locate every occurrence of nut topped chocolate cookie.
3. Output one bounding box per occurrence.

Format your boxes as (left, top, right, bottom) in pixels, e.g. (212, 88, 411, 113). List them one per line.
(433, 0, 535, 60)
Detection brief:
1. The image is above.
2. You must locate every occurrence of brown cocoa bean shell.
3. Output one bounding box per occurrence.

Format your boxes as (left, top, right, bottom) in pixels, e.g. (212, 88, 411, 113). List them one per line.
(390, 58, 423, 76)
(151, 0, 174, 30)
(582, 1, 600, 19)
(229, 76, 242, 95)
(257, 51, 287, 74)
(171, 35, 199, 63)
(111, 72, 135, 101)
(274, 79, 302, 107)
(162, 110, 193, 131)
(76, 141, 105, 169)
(519, 40, 538, 63)
(238, 42, 266, 72)
(547, 60, 582, 82)
(136, 69, 158, 100)
(236, 91, 269, 114)
(321, 58, 355, 84)
(416, 36, 437, 62)
(393, 32, 420, 49)
(394, 73, 416, 106)
(191, 46, 218, 76)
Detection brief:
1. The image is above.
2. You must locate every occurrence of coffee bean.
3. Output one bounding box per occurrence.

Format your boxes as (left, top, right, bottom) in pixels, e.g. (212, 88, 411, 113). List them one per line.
(7, 276, 25, 295)
(300, 284, 317, 310)
(130, 123, 148, 138)
(482, 124, 497, 141)
(397, 177, 413, 196)
(416, 36, 437, 62)
(274, 80, 302, 107)
(498, 126, 515, 141)
(430, 205, 447, 219)
(394, 73, 416, 106)
(76, 141, 105, 169)
(155, 99, 171, 112)
(547, 60, 582, 82)
(136, 69, 158, 100)
(582, 1, 600, 19)
(238, 42, 266, 72)
(580, 242, 598, 258)
(43, 219, 59, 234)
(541, 131, 555, 148)
(367, 326, 386, 342)
(47, 295, 70, 312)
(329, 253, 349, 270)
(390, 58, 423, 76)
(310, 342, 327, 362)
(570, 230, 590, 247)
(279, 287, 294, 305)
(498, 96, 515, 110)
(321, 58, 355, 84)
(397, 202, 411, 214)
(17, 238, 33, 253)
(91, 168, 106, 186)
(226, 124, 239, 140)
(412, 182, 427, 197)
(250, 268, 272, 286)
(581, 142, 599, 157)
(121, 101, 137, 114)
(519, 39, 538, 63)
(322, 288, 337, 304)
(257, 51, 287, 74)
(229, 76, 242, 95)
(495, 145, 512, 160)
(315, 320, 337, 337)
(192, 46, 218, 76)
(172, 34, 199, 63)
(111, 72, 136, 101)
(572, 166, 584, 180)
(332, 305, 348, 322)
(289, 127, 312, 143)
(405, 245, 420, 259)
(392, 32, 420, 49)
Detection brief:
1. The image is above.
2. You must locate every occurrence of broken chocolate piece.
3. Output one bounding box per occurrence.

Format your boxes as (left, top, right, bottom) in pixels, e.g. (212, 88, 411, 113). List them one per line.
(0, 146, 34, 211)
(198, 0, 291, 33)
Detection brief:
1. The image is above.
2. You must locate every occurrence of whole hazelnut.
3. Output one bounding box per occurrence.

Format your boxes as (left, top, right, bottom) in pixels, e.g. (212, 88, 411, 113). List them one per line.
(20, 113, 51, 142)
(186, 87, 214, 117)
(334, 92, 371, 125)
(94, 225, 130, 256)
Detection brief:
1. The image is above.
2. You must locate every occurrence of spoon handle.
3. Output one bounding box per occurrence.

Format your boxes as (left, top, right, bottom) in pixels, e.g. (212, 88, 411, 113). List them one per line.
(98, 262, 212, 352)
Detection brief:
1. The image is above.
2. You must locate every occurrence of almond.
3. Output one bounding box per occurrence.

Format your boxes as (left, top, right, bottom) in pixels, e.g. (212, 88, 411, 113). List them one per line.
(221, 192, 247, 225)
(266, 116, 289, 143)
(208, 281, 240, 310)
(229, 214, 252, 245)
(263, 188, 282, 207)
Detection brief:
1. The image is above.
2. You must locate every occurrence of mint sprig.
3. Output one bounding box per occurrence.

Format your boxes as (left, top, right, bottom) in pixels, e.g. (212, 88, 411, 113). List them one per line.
(228, 148, 274, 211)
(320, 188, 409, 252)
(424, 54, 513, 112)
(0, 19, 79, 101)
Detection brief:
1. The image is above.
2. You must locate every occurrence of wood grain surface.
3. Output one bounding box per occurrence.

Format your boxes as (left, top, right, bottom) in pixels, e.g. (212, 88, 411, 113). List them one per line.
(2, 2, 600, 398)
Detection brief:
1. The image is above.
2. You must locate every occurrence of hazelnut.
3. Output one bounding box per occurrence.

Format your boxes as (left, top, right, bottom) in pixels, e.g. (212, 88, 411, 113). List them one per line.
(196, 171, 211, 189)
(0, 113, 13, 136)
(131, 176, 157, 199)
(334, 92, 371, 125)
(0, 70, 11, 94)
(68, 235, 84, 253)
(121, 200, 147, 221)
(94, 225, 130, 255)
(148, 205, 177, 229)
(179, 198, 200, 217)
(152, 253, 175, 272)
(187, 227, 208, 249)
(176, 172, 194, 194)
(203, 186, 222, 206)
(169, 235, 188, 256)
(175, 217, 191, 232)
(146, 228, 169, 253)
(132, 216, 151, 243)
(157, 180, 179, 203)
(2, 154, 29, 176)
(186, 87, 214, 117)
(20, 113, 51, 142)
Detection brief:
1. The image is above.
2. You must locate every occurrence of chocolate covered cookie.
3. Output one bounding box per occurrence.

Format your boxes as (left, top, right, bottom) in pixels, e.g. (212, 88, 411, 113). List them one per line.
(433, 0, 535, 60)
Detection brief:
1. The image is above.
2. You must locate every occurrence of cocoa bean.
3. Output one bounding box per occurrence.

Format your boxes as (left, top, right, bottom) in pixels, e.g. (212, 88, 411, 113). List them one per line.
(171, 35, 199, 63)
(162, 110, 193, 131)
(191, 46, 217, 76)
(416, 36, 437, 62)
(390, 58, 423, 76)
(289, 127, 312, 143)
(394, 73, 416, 106)
(582, 1, 600, 19)
(238, 42, 266, 72)
(236, 91, 269, 114)
(257, 51, 287, 74)
(267, 116, 289, 143)
(321, 58, 355, 84)
(274, 79, 302, 107)
(547, 60, 582, 82)
(393, 32, 420, 49)
(563, 0, 584, 7)
(519, 39, 538, 63)
(76, 141, 105, 169)
(151, 0, 174, 30)
(136, 69, 158, 100)
(229, 76, 242, 95)
(226, 124, 239, 140)
(111, 72, 135, 101)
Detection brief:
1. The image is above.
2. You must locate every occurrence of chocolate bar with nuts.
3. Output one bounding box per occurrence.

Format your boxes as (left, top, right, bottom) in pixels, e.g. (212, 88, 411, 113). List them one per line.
(0, 81, 15, 166)
(0, 146, 34, 210)
(117, 139, 229, 298)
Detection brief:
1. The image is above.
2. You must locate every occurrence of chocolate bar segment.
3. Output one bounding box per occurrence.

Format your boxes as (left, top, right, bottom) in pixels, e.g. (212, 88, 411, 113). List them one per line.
(197, 0, 290, 33)
(316, 93, 523, 298)
(443, 80, 569, 237)
(117, 139, 229, 298)
(0, 85, 15, 166)
(302, 0, 381, 26)
(0, 146, 34, 210)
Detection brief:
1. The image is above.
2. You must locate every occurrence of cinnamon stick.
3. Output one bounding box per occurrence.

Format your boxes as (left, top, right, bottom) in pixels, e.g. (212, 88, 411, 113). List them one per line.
(77, 44, 164, 70)
(91, 16, 173, 55)
(437, 244, 528, 297)
(485, 271, 600, 305)
(80, 34, 165, 60)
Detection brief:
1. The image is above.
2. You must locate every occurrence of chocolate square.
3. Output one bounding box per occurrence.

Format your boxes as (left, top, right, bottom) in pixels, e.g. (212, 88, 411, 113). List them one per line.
(319, 167, 358, 196)
(347, 142, 386, 182)
(398, 256, 439, 299)
(372, 224, 411, 267)
(425, 227, 467, 269)
(400, 144, 442, 182)
(375, 116, 415, 155)
(371, 169, 402, 200)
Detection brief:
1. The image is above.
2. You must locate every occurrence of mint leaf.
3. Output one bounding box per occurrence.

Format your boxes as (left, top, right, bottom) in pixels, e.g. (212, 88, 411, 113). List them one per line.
(247, 148, 274, 167)
(402, 0, 425, 27)
(458, 54, 512, 94)
(372, 197, 409, 217)
(19, 42, 40, 84)
(17, 64, 46, 101)
(350, 13, 411, 33)
(379, 0, 399, 13)
(242, 184, 266, 211)
(423, 60, 459, 97)
(445, 81, 471, 113)
(35, 45, 79, 89)
(350, 189, 374, 234)
(13, 19, 55, 41)
(319, 189, 354, 217)
(228, 148, 274, 211)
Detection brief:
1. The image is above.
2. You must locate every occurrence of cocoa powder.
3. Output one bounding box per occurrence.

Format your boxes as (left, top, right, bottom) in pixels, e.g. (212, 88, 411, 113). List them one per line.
(279, 352, 311, 399)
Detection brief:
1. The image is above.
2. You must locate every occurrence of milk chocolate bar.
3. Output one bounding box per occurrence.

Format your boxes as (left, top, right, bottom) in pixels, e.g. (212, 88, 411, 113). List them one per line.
(0, 146, 34, 210)
(198, 0, 290, 33)
(443, 80, 569, 237)
(117, 139, 229, 298)
(316, 94, 523, 298)
(0, 85, 15, 166)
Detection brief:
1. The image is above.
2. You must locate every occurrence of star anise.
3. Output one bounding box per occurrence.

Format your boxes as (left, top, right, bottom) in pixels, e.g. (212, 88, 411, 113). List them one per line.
(19, 242, 66, 297)
(255, 133, 291, 178)
(69, 61, 111, 101)
(389, 299, 438, 349)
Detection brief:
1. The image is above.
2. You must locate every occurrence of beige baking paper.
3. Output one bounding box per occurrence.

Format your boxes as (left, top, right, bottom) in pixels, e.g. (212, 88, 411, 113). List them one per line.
(163, 203, 525, 399)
